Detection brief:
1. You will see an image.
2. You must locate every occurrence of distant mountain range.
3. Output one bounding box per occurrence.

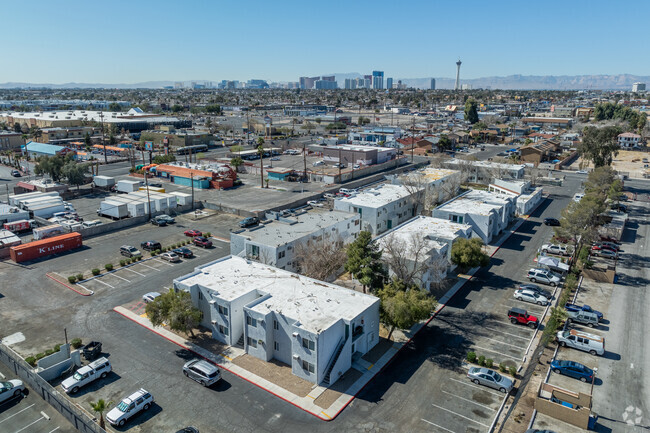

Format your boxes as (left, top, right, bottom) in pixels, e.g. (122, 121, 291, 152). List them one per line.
(0, 74, 648, 90)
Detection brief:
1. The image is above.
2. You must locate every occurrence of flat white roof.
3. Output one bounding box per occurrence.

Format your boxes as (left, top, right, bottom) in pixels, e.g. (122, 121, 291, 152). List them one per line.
(1, 110, 180, 124)
(236, 209, 357, 247)
(446, 159, 526, 171)
(380, 216, 472, 241)
(177, 256, 379, 334)
(376, 217, 449, 258)
(437, 190, 512, 216)
(337, 183, 413, 208)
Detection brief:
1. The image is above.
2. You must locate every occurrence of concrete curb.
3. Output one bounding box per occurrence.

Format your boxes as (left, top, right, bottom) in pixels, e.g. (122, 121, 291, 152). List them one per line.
(46, 273, 94, 296)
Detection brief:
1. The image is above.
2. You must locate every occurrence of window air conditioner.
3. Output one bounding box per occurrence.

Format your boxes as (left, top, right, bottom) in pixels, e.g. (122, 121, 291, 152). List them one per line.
(292, 332, 299, 338)
(211, 320, 217, 325)
(292, 354, 300, 360)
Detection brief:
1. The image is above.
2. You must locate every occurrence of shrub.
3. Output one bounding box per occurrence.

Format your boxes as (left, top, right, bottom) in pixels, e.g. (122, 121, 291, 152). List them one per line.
(467, 351, 477, 363)
(35, 352, 46, 360)
(54, 344, 61, 352)
(205, 232, 211, 237)
(478, 355, 486, 366)
(485, 358, 494, 368)
(150, 250, 157, 257)
(105, 263, 113, 271)
(91, 268, 100, 276)
(25, 356, 36, 366)
(578, 246, 590, 263)
(76, 273, 84, 281)
(68, 276, 77, 283)
(509, 366, 517, 377)
(71, 338, 82, 349)
(120, 259, 126, 266)
(499, 363, 507, 373)
(44, 349, 54, 356)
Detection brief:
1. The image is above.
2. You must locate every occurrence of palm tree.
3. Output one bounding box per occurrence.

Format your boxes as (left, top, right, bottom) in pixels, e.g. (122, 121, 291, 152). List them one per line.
(256, 138, 266, 188)
(89, 399, 113, 429)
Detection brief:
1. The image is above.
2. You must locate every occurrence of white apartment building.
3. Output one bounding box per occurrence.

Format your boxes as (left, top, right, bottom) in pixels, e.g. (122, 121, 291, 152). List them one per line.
(333, 184, 417, 235)
(393, 167, 462, 205)
(617, 132, 641, 148)
(230, 208, 360, 273)
(432, 190, 516, 244)
(375, 216, 473, 290)
(443, 159, 526, 184)
(488, 179, 544, 216)
(174, 256, 380, 386)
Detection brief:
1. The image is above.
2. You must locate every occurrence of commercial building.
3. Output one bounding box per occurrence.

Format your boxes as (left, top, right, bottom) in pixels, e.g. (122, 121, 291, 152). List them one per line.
(40, 126, 98, 145)
(140, 127, 212, 148)
(488, 179, 543, 216)
(520, 117, 572, 128)
(430, 78, 436, 90)
(334, 184, 417, 235)
(376, 216, 472, 290)
(432, 189, 516, 244)
(632, 82, 646, 93)
(372, 71, 384, 89)
(24, 141, 76, 159)
(153, 161, 237, 189)
(283, 105, 328, 117)
(314, 80, 337, 90)
(386, 78, 393, 90)
(299, 76, 320, 89)
(230, 208, 360, 273)
(319, 144, 398, 166)
(174, 256, 380, 386)
(443, 159, 526, 184)
(344, 79, 357, 90)
(0, 130, 24, 150)
(348, 126, 403, 147)
(0, 108, 190, 132)
(246, 79, 269, 89)
(617, 132, 641, 148)
(519, 140, 561, 165)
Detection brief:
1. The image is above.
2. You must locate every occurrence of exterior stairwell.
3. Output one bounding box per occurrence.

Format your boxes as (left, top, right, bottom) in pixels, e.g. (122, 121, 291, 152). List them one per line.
(236, 334, 245, 348)
(323, 339, 346, 385)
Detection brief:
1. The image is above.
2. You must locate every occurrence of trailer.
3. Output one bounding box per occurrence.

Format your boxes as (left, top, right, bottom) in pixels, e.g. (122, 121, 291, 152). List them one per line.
(29, 202, 67, 219)
(3, 220, 32, 233)
(93, 175, 116, 188)
(9, 191, 60, 207)
(33, 224, 65, 240)
(10, 232, 82, 263)
(97, 200, 128, 220)
(116, 180, 142, 194)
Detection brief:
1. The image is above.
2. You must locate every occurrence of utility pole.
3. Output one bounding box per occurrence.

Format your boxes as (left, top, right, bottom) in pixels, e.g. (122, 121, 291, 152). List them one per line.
(411, 116, 415, 163)
(303, 142, 307, 183)
(99, 112, 107, 165)
(338, 147, 342, 179)
(144, 168, 152, 220)
(190, 170, 195, 210)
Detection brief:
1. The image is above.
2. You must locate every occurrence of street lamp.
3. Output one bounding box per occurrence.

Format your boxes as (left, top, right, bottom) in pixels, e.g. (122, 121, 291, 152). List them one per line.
(99, 111, 107, 165)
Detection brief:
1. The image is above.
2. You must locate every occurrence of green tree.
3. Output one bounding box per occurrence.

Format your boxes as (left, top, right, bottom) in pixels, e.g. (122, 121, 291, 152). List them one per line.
(62, 160, 90, 190)
(464, 98, 479, 124)
(438, 135, 453, 150)
(89, 399, 113, 430)
(152, 154, 176, 164)
(472, 121, 488, 130)
(34, 154, 66, 181)
(171, 104, 184, 113)
(230, 157, 243, 172)
(108, 102, 122, 112)
(578, 126, 622, 167)
(554, 198, 603, 254)
(84, 131, 92, 148)
(145, 289, 203, 338)
(450, 238, 490, 271)
(377, 279, 437, 340)
(345, 231, 386, 293)
(205, 104, 222, 114)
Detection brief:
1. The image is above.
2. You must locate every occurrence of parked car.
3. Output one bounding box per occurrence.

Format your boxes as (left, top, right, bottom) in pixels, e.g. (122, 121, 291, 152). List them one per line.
(82, 341, 103, 360)
(193, 236, 213, 248)
(576, 170, 589, 175)
(550, 359, 594, 383)
(593, 242, 620, 252)
(599, 235, 620, 244)
(0, 379, 25, 404)
(106, 388, 154, 427)
(543, 218, 560, 226)
(239, 216, 260, 228)
(10, 170, 21, 177)
(155, 215, 175, 224)
(556, 329, 605, 356)
(120, 245, 142, 258)
(541, 244, 571, 256)
(173, 247, 194, 258)
(150, 217, 168, 226)
(312, 160, 325, 167)
(566, 309, 600, 328)
(525, 430, 558, 433)
(142, 292, 161, 303)
(148, 182, 163, 188)
(61, 357, 111, 394)
(610, 203, 628, 212)
(182, 359, 221, 387)
(514, 289, 549, 306)
(160, 252, 181, 263)
(184, 229, 203, 237)
(590, 247, 618, 259)
(270, 157, 281, 161)
(518, 283, 552, 299)
(141, 241, 162, 251)
(527, 268, 561, 287)
(467, 367, 513, 393)
(307, 200, 324, 207)
(564, 303, 603, 320)
(573, 193, 584, 202)
(508, 307, 539, 329)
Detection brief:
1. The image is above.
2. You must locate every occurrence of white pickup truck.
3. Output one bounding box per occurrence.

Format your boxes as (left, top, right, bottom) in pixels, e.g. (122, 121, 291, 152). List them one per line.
(61, 357, 111, 394)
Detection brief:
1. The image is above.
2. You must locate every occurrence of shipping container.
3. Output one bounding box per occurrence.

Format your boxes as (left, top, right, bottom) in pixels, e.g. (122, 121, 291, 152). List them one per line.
(33, 224, 65, 240)
(93, 175, 116, 188)
(171, 192, 191, 206)
(3, 219, 32, 232)
(10, 232, 82, 263)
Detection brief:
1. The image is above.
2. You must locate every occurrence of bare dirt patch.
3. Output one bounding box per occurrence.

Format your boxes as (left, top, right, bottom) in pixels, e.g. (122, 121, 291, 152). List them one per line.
(232, 353, 314, 397)
(313, 368, 363, 409)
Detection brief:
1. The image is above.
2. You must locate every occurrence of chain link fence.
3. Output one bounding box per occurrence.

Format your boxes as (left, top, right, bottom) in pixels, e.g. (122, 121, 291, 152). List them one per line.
(0, 343, 106, 433)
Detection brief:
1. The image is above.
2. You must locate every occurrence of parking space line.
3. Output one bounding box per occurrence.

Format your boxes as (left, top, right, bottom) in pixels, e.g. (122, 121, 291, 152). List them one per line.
(0, 371, 4, 379)
(441, 389, 496, 411)
(471, 345, 519, 360)
(480, 336, 528, 350)
(47, 427, 61, 433)
(483, 327, 531, 340)
(136, 262, 160, 271)
(93, 278, 114, 288)
(0, 405, 36, 424)
(421, 418, 457, 433)
(449, 378, 504, 397)
(153, 259, 175, 266)
(431, 403, 490, 428)
(501, 302, 545, 313)
(122, 267, 146, 277)
(110, 273, 130, 282)
(15, 416, 45, 433)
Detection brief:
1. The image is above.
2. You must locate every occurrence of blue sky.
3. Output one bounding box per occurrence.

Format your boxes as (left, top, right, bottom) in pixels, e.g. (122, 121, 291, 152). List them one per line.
(3, 0, 648, 84)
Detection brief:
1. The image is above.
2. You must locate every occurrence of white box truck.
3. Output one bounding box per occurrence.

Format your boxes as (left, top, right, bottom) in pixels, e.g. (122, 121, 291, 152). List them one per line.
(116, 180, 142, 194)
(93, 175, 116, 188)
(97, 200, 128, 219)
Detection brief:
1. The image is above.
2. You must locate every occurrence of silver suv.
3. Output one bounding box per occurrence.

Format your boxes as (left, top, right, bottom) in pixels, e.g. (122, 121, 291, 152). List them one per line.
(120, 245, 142, 258)
(527, 268, 561, 287)
(183, 359, 221, 387)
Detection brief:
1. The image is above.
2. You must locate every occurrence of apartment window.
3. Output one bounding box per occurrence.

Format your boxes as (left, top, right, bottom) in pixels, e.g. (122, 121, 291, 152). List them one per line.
(198, 291, 203, 300)
(273, 320, 279, 330)
(278, 250, 285, 259)
(355, 219, 360, 226)
(274, 342, 279, 351)
(302, 338, 315, 351)
(247, 316, 257, 327)
(218, 325, 229, 336)
(247, 337, 258, 348)
(302, 360, 315, 373)
(218, 305, 228, 315)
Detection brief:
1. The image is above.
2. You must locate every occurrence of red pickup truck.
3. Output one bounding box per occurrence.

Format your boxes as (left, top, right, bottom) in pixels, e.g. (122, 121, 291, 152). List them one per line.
(508, 307, 539, 329)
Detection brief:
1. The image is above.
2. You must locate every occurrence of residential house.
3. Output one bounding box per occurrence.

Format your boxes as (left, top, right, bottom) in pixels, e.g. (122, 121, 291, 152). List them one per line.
(230, 208, 360, 274)
(519, 140, 560, 165)
(432, 189, 516, 243)
(488, 179, 544, 216)
(447, 131, 470, 145)
(174, 256, 380, 386)
(618, 132, 641, 148)
(376, 216, 473, 290)
(521, 117, 572, 128)
(333, 184, 418, 235)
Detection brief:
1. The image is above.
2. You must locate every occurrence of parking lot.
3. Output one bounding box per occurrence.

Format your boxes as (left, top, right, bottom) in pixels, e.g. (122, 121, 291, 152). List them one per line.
(0, 362, 75, 433)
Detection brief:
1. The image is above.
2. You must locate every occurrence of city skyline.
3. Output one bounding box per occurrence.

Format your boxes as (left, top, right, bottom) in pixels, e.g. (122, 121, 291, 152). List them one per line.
(1, 0, 648, 84)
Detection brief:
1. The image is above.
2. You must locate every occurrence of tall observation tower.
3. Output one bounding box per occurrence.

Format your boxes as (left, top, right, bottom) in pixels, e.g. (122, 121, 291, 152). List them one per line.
(454, 59, 462, 91)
